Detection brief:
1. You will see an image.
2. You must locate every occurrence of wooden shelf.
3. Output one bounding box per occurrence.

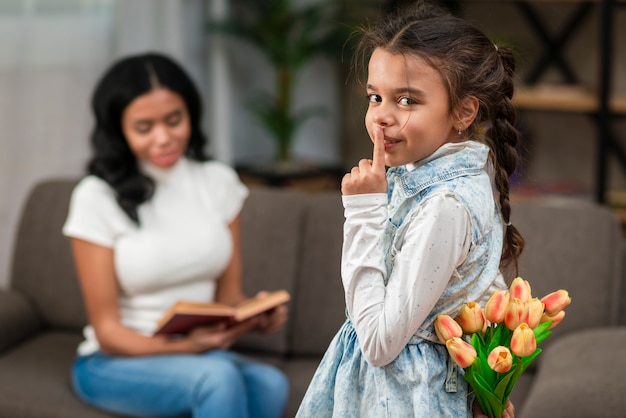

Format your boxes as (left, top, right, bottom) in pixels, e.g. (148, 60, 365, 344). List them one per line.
(513, 84, 626, 114)
(464, 0, 624, 203)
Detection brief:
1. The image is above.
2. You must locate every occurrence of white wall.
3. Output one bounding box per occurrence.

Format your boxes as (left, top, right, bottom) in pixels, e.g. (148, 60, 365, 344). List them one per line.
(0, 0, 207, 288)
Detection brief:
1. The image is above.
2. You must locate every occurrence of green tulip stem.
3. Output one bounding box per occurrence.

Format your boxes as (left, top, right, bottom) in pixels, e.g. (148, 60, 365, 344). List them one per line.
(463, 323, 547, 418)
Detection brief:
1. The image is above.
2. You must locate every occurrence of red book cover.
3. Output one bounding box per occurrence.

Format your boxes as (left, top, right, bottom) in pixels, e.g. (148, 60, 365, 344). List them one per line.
(154, 290, 290, 336)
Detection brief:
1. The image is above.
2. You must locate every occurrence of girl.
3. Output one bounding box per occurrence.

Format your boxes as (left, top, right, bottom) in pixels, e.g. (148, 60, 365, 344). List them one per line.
(63, 53, 289, 418)
(297, 4, 522, 418)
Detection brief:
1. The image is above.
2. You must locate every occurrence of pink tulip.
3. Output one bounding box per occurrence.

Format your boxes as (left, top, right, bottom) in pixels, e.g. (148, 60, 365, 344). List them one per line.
(541, 310, 566, 329)
(509, 277, 532, 303)
(541, 290, 571, 316)
(434, 314, 463, 343)
(487, 346, 513, 373)
(525, 298, 544, 329)
(446, 337, 477, 368)
(484, 290, 510, 324)
(456, 302, 485, 334)
(510, 323, 537, 357)
(504, 298, 527, 330)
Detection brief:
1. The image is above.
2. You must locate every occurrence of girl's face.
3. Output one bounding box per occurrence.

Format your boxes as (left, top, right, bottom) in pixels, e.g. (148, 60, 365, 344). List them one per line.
(365, 48, 459, 167)
(122, 87, 190, 169)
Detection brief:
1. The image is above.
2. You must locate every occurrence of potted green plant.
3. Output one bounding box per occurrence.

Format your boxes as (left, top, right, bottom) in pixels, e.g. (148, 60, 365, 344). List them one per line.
(207, 0, 374, 166)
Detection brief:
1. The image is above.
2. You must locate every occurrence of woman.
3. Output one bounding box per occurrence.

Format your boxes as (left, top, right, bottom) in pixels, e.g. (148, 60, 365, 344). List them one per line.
(63, 52, 289, 418)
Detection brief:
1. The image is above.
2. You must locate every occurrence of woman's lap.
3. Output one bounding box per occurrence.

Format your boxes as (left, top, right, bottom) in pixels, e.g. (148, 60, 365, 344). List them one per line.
(72, 350, 288, 418)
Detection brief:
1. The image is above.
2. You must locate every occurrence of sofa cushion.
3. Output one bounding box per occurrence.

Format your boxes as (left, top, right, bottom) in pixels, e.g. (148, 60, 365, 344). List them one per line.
(512, 200, 623, 341)
(0, 290, 41, 353)
(0, 331, 116, 418)
(10, 179, 87, 331)
(520, 327, 626, 418)
(290, 191, 346, 356)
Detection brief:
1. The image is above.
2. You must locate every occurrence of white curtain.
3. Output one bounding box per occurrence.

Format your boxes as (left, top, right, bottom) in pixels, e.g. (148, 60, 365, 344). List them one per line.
(0, 0, 205, 288)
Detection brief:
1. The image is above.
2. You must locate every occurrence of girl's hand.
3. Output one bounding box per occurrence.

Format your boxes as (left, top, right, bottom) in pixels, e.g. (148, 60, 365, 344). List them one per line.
(341, 126, 388, 195)
(186, 317, 259, 352)
(472, 399, 515, 418)
(254, 291, 288, 334)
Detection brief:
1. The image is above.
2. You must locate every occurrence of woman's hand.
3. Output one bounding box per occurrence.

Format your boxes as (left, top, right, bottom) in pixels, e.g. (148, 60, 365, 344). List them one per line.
(254, 291, 288, 334)
(256, 305, 288, 334)
(472, 399, 515, 418)
(186, 318, 260, 352)
(341, 126, 388, 195)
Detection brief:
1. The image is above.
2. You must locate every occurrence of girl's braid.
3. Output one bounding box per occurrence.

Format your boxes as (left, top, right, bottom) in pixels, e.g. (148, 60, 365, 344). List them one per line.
(487, 46, 525, 275)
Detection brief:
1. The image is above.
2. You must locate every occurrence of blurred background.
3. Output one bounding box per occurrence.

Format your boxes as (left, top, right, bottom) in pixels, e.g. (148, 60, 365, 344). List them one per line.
(1, 0, 625, 288)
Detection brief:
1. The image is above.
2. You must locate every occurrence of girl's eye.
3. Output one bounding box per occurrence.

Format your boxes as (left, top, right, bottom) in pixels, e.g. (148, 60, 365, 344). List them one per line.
(399, 96, 415, 106)
(367, 94, 382, 103)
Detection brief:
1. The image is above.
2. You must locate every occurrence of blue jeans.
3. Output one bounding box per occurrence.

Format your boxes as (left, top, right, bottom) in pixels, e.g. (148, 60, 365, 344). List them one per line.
(72, 350, 289, 418)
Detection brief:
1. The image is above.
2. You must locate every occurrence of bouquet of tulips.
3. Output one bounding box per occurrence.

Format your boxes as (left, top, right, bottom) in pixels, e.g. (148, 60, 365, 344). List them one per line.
(434, 277, 571, 418)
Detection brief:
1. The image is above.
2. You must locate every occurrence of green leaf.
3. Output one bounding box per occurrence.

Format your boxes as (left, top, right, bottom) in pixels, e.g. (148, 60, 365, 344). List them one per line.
(471, 333, 486, 357)
(494, 367, 516, 401)
(487, 324, 507, 353)
(502, 357, 525, 399)
(477, 351, 497, 390)
(470, 371, 505, 418)
(533, 321, 553, 345)
(520, 348, 542, 374)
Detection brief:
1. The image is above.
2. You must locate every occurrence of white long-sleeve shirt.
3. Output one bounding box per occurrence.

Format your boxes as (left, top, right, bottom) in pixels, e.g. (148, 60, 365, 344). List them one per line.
(341, 142, 506, 367)
(342, 192, 474, 366)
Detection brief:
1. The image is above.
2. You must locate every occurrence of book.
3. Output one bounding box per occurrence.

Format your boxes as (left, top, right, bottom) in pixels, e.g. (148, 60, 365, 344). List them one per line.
(154, 290, 291, 336)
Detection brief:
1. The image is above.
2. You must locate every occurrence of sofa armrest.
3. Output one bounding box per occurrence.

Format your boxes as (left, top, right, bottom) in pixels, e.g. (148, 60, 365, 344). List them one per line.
(0, 290, 42, 353)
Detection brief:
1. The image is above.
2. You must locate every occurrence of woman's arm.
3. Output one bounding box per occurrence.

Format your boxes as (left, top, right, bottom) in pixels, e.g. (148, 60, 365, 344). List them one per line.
(70, 237, 258, 356)
(214, 214, 247, 305)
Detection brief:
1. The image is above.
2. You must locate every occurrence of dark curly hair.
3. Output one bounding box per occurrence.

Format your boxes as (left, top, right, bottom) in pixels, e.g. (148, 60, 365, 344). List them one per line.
(354, 3, 525, 276)
(88, 52, 209, 223)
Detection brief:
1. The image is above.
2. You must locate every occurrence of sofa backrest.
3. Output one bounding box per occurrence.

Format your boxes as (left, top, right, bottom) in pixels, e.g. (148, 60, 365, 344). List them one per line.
(235, 186, 309, 355)
(9, 180, 311, 352)
(289, 191, 346, 356)
(10, 179, 86, 330)
(512, 199, 623, 340)
(10, 179, 625, 357)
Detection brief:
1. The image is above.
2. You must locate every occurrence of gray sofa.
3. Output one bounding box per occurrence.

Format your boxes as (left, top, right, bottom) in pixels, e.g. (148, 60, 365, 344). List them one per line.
(0, 179, 624, 418)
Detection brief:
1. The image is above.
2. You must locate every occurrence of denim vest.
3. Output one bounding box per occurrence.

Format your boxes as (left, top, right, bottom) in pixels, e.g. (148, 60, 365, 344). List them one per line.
(383, 141, 504, 334)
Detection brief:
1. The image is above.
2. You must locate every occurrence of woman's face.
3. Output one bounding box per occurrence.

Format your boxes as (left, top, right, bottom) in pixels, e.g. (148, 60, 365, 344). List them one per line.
(364, 48, 459, 167)
(122, 87, 191, 168)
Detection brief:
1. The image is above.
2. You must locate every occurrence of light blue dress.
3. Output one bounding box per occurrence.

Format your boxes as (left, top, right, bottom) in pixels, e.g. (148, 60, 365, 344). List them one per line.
(296, 141, 505, 417)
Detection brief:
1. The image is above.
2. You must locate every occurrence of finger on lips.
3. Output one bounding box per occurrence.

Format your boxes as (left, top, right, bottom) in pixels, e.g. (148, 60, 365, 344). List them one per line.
(372, 126, 385, 169)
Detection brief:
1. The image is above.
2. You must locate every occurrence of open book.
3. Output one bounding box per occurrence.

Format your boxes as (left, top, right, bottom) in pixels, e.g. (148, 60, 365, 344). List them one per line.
(154, 290, 290, 336)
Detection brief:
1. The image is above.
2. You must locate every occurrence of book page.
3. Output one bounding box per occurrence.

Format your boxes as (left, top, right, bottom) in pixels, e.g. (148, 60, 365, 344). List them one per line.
(233, 290, 291, 320)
